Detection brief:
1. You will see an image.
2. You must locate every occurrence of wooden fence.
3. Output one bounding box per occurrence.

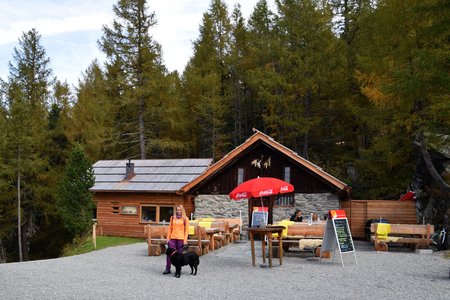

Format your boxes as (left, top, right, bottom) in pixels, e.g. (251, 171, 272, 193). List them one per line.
(341, 200, 417, 239)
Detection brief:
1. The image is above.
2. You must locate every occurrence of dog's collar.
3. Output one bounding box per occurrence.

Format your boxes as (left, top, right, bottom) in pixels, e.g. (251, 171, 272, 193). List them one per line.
(170, 251, 177, 258)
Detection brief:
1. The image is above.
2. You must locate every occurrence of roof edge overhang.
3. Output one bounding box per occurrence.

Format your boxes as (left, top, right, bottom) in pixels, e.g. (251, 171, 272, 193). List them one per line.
(179, 128, 350, 195)
(90, 189, 179, 194)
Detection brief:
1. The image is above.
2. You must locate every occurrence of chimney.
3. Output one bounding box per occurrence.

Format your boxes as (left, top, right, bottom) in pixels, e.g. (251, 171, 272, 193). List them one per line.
(125, 159, 135, 179)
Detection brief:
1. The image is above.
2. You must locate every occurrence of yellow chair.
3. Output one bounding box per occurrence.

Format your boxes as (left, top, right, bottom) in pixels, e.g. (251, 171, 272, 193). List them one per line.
(198, 221, 212, 229)
(272, 222, 282, 237)
(273, 220, 294, 237)
(376, 223, 391, 240)
(280, 220, 294, 237)
(200, 218, 215, 222)
(188, 221, 198, 235)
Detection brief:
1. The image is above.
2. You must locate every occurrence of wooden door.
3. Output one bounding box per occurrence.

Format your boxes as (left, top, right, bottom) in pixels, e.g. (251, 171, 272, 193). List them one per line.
(248, 196, 274, 226)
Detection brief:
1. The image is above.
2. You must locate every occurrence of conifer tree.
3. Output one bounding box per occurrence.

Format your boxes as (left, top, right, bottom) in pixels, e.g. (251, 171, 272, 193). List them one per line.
(229, 4, 252, 145)
(246, 0, 282, 136)
(99, 0, 167, 159)
(2, 29, 54, 260)
(354, 0, 450, 198)
(275, 0, 344, 159)
(56, 145, 95, 237)
(70, 60, 113, 160)
(182, 0, 233, 159)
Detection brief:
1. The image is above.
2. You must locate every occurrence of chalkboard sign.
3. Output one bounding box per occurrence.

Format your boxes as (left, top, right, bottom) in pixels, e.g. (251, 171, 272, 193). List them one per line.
(251, 211, 268, 228)
(320, 215, 357, 267)
(333, 218, 354, 253)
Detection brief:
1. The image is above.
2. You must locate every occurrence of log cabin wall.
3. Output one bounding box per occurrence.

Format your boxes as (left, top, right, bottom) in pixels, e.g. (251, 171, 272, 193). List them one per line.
(94, 192, 193, 238)
(341, 200, 417, 238)
(195, 142, 336, 195)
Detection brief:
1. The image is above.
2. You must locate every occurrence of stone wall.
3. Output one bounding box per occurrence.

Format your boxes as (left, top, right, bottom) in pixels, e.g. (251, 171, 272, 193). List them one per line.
(274, 193, 339, 222)
(194, 194, 249, 224)
(193, 193, 339, 225)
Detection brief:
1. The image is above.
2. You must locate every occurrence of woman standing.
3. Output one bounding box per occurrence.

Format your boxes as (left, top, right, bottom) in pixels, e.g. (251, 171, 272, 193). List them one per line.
(163, 205, 189, 275)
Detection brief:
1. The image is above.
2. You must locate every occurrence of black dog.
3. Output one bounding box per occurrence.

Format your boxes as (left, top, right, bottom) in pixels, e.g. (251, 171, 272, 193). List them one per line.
(166, 247, 200, 278)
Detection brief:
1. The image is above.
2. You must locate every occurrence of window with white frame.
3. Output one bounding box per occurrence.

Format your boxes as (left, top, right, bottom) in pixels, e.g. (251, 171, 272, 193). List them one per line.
(275, 194, 294, 207)
(237, 168, 244, 185)
(141, 205, 174, 223)
(141, 206, 157, 222)
(284, 166, 291, 183)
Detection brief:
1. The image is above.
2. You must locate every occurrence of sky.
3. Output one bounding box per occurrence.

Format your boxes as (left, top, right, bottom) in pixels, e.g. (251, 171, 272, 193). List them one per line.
(0, 0, 274, 88)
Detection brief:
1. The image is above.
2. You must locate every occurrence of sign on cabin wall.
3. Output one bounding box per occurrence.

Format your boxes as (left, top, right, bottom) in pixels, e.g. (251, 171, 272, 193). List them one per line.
(121, 206, 137, 215)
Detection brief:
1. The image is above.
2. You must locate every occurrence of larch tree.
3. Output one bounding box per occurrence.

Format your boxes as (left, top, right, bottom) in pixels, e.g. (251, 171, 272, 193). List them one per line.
(99, 0, 167, 159)
(182, 0, 233, 160)
(229, 4, 253, 145)
(3, 28, 54, 261)
(69, 60, 113, 161)
(354, 0, 450, 198)
(275, 0, 343, 160)
(0, 80, 13, 262)
(246, 0, 283, 137)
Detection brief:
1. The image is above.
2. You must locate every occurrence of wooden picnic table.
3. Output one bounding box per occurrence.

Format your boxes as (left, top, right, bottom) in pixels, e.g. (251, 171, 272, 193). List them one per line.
(205, 228, 220, 251)
(246, 226, 285, 268)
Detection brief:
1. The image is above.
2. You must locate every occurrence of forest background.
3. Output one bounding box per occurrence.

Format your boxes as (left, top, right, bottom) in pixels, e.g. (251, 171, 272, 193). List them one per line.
(0, 0, 449, 262)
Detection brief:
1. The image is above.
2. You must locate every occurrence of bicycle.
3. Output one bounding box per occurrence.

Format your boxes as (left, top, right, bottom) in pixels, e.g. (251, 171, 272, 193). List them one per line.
(431, 225, 448, 251)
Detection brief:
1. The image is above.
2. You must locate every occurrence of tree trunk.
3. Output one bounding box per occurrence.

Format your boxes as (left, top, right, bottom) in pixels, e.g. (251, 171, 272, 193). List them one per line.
(139, 98, 146, 159)
(417, 132, 450, 193)
(17, 147, 22, 262)
(302, 90, 312, 160)
(302, 133, 309, 160)
(21, 225, 29, 261)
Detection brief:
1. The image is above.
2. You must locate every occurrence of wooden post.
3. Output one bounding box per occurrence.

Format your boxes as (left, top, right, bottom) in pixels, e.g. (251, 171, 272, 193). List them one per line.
(93, 223, 97, 250)
(196, 226, 201, 252)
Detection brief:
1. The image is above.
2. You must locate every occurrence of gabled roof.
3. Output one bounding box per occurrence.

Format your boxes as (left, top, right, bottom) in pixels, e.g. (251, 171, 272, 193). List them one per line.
(91, 158, 212, 193)
(179, 129, 350, 194)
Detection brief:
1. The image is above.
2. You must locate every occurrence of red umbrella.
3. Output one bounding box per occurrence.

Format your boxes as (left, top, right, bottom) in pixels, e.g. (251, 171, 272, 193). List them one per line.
(229, 177, 294, 200)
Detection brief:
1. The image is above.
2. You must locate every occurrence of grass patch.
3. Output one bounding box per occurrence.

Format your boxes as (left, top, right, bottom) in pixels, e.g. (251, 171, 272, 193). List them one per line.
(445, 251, 450, 259)
(62, 235, 144, 257)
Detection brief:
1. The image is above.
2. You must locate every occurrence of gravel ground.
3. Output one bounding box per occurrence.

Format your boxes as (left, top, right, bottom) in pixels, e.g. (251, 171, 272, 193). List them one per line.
(0, 240, 448, 300)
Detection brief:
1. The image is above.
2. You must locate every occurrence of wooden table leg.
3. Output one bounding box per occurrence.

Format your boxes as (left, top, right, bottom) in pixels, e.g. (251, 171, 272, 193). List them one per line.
(261, 234, 266, 264)
(268, 233, 273, 268)
(250, 232, 256, 267)
(278, 235, 283, 265)
(209, 234, 214, 251)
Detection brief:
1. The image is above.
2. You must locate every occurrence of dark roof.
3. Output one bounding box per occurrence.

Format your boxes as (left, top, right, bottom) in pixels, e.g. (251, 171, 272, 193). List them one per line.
(91, 159, 212, 193)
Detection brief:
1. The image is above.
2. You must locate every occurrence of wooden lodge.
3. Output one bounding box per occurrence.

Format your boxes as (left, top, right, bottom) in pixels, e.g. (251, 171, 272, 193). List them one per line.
(91, 129, 417, 239)
(180, 129, 351, 226)
(91, 159, 212, 238)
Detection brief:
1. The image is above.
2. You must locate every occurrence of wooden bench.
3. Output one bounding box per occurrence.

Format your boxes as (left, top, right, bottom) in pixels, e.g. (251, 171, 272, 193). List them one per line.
(145, 224, 210, 256)
(370, 223, 434, 251)
(213, 218, 242, 242)
(193, 220, 229, 250)
(188, 226, 211, 255)
(271, 223, 325, 255)
(145, 224, 167, 256)
(210, 221, 231, 247)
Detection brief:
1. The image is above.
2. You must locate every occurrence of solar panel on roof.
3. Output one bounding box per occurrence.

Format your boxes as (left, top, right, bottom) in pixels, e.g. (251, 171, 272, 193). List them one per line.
(91, 158, 212, 192)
